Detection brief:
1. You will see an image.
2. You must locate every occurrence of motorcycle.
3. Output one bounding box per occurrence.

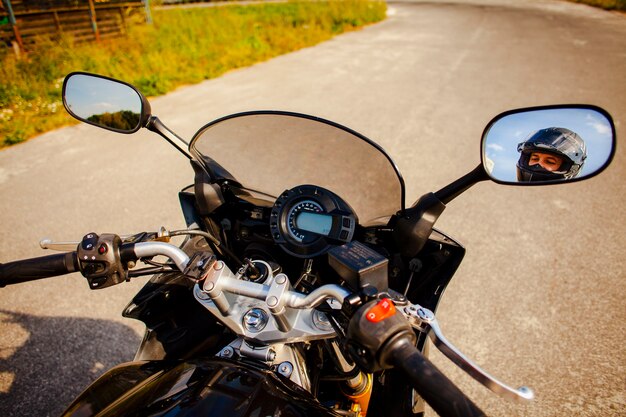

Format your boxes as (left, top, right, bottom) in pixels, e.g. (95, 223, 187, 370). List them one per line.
(0, 72, 616, 417)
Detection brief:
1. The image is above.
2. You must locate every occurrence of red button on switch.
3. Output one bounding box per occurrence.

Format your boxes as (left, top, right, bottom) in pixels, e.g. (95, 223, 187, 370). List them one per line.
(366, 298, 396, 322)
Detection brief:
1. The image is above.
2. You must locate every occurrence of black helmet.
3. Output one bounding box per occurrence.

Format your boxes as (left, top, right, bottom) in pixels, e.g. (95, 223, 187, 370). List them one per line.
(516, 127, 586, 182)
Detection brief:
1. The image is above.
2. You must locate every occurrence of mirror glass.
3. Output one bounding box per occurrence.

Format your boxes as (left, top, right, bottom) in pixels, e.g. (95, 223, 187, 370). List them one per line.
(63, 73, 143, 133)
(482, 106, 615, 184)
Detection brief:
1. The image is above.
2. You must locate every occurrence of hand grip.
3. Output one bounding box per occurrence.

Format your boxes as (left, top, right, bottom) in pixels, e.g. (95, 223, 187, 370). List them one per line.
(387, 338, 486, 417)
(0, 252, 79, 287)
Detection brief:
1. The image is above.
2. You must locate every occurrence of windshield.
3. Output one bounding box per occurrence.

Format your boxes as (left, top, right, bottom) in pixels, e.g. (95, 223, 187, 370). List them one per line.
(190, 112, 405, 225)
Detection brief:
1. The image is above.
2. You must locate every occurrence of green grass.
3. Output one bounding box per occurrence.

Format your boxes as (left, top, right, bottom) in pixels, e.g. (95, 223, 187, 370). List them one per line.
(566, 0, 626, 10)
(0, 0, 386, 147)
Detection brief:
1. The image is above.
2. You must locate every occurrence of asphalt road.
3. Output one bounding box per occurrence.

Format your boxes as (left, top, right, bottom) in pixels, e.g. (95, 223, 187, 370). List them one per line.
(1, 0, 625, 416)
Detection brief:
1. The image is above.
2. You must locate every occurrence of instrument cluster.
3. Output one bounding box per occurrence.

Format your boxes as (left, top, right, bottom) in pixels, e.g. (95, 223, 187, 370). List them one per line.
(270, 185, 357, 258)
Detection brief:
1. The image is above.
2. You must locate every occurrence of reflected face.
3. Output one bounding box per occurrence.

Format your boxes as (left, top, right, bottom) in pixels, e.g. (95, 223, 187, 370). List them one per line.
(528, 152, 563, 171)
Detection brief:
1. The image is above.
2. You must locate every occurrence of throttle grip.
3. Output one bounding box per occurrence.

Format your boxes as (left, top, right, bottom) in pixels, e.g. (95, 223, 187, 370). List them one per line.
(387, 338, 486, 417)
(347, 298, 486, 417)
(0, 252, 79, 287)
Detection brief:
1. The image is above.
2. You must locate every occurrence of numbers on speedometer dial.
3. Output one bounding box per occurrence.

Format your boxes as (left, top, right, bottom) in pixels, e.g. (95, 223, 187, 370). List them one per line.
(287, 200, 324, 242)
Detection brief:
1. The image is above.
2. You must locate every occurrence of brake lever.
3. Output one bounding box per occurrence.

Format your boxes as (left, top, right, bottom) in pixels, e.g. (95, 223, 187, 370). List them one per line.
(403, 305, 534, 402)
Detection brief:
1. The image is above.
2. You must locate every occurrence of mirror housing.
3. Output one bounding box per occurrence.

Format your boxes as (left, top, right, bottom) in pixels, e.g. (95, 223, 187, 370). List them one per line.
(62, 72, 152, 134)
(481, 105, 615, 185)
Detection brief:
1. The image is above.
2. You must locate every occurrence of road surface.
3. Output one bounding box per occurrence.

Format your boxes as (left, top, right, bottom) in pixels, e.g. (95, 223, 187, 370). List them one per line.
(0, 0, 624, 415)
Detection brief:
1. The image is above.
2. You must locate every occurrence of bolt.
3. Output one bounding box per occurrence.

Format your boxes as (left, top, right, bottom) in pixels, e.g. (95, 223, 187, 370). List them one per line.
(417, 308, 434, 321)
(243, 308, 268, 332)
(277, 361, 293, 377)
(214, 261, 223, 271)
(197, 260, 204, 267)
(267, 296, 279, 307)
(221, 347, 233, 358)
(204, 281, 215, 292)
(275, 274, 287, 285)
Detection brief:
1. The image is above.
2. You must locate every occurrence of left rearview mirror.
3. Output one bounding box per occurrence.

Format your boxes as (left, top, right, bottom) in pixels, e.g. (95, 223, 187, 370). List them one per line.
(481, 105, 615, 185)
(62, 72, 151, 134)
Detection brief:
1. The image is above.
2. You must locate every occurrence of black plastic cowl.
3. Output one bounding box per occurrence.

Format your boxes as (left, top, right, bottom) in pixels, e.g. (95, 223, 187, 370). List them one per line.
(393, 192, 446, 258)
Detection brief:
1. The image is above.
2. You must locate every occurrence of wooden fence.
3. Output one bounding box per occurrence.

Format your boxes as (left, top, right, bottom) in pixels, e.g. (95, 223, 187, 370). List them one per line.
(1, 0, 150, 53)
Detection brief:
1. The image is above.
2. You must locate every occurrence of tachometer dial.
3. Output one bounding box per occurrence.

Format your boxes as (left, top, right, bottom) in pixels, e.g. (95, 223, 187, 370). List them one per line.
(287, 200, 324, 243)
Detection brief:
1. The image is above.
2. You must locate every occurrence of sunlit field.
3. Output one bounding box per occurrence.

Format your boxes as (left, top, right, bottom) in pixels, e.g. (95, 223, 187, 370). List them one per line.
(0, 1, 386, 147)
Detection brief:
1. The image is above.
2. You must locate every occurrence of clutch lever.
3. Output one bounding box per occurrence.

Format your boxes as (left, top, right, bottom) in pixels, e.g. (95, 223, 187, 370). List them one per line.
(40, 231, 158, 252)
(403, 305, 535, 402)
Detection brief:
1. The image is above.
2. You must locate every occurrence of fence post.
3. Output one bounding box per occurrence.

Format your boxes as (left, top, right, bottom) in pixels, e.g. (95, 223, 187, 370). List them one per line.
(53, 11, 61, 34)
(87, 0, 100, 41)
(143, 0, 153, 24)
(2, 0, 24, 52)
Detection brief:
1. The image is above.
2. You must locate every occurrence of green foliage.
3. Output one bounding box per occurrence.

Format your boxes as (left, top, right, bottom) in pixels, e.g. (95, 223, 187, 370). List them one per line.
(4, 129, 26, 145)
(4, 129, 25, 145)
(567, 0, 626, 10)
(0, 1, 387, 147)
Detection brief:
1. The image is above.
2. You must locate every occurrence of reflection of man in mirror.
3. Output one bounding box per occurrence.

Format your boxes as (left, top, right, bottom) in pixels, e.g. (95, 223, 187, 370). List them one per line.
(516, 127, 586, 182)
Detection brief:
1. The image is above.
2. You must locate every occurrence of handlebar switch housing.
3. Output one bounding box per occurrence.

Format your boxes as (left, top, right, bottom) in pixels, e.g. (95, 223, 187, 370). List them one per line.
(77, 233, 126, 289)
(346, 298, 416, 373)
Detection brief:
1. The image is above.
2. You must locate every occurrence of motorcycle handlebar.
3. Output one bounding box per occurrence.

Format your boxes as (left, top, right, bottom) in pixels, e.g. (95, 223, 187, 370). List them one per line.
(0, 252, 79, 287)
(387, 337, 486, 417)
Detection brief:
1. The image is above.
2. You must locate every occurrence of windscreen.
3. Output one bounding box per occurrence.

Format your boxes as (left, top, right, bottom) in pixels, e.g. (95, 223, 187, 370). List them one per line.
(190, 112, 404, 225)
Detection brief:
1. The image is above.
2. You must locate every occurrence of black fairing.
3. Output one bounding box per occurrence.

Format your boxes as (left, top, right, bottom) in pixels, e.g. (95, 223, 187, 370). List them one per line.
(403, 229, 465, 313)
(62, 358, 338, 417)
(122, 271, 225, 361)
(122, 235, 225, 361)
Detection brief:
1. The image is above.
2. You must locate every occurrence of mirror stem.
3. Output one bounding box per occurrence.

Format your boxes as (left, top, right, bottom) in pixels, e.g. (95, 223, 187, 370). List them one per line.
(434, 164, 489, 205)
(146, 116, 193, 159)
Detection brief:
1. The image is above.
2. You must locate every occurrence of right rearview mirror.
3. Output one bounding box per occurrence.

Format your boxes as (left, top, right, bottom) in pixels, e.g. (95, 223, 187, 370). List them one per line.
(62, 72, 151, 134)
(481, 105, 615, 185)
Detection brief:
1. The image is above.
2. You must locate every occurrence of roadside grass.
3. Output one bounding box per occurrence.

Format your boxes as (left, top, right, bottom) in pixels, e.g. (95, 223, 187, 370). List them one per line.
(0, 0, 386, 148)
(566, 0, 626, 10)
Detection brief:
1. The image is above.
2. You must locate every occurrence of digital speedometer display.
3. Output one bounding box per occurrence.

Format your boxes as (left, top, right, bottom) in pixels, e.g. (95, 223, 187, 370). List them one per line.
(295, 211, 333, 237)
(270, 185, 357, 258)
(287, 200, 324, 242)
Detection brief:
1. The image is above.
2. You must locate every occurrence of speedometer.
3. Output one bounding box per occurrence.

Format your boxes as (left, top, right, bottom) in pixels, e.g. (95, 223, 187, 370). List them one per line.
(271, 185, 357, 258)
(287, 200, 325, 243)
